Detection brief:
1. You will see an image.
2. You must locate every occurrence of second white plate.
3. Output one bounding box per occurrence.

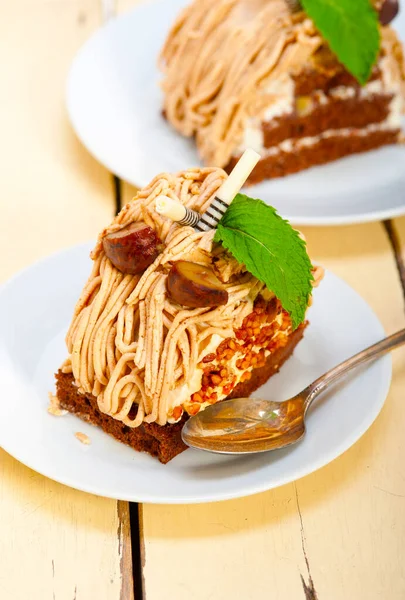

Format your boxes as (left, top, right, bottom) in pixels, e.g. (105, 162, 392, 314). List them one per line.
(66, 0, 405, 226)
(0, 243, 392, 503)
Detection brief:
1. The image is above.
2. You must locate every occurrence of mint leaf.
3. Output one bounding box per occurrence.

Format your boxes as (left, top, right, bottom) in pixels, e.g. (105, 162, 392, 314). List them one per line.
(301, 0, 380, 85)
(214, 194, 313, 330)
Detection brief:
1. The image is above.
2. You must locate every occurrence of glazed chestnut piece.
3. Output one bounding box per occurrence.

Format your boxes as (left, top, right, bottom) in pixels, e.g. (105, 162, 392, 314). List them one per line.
(103, 222, 161, 274)
(379, 0, 399, 25)
(285, 0, 302, 12)
(167, 261, 229, 308)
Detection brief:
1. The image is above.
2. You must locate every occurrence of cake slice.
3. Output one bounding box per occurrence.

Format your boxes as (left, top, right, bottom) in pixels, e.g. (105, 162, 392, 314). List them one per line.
(160, 0, 405, 182)
(55, 165, 322, 463)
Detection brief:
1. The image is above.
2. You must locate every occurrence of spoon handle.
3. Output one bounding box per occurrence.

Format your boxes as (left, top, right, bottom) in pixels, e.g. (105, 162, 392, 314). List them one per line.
(304, 328, 405, 410)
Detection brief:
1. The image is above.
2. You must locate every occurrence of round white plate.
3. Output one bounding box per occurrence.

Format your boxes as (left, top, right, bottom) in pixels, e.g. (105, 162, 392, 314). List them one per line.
(0, 243, 392, 503)
(66, 0, 405, 226)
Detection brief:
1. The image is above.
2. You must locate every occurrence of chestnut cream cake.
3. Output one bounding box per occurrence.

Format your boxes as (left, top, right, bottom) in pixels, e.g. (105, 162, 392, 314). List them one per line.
(160, 0, 405, 183)
(55, 163, 322, 463)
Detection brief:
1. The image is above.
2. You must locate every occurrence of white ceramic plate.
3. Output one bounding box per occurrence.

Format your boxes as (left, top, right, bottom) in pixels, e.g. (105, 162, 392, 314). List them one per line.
(66, 0, 405, 226)
(0, 243, 392, 503)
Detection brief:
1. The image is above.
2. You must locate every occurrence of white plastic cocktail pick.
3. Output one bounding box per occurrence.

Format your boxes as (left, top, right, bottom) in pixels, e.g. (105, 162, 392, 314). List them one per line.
(154, 149, 260, 229)
(194, 149, 260, 232)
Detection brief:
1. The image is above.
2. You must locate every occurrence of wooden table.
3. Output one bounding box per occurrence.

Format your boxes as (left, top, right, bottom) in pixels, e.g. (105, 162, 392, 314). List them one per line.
(1, 2, 405, 598)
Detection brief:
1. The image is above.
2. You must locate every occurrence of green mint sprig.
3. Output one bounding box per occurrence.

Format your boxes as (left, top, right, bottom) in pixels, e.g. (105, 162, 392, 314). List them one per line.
(214, 194, 314, 330)
(301, 0, 380, 85)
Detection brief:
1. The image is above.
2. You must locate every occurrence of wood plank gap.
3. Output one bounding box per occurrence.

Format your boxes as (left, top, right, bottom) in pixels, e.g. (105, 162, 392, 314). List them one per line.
(113, 175, 122, 215)
(129, 503, 145, 599)
(295, 483, 319, 600)
(383, 219, 405, 299)
(118, 501, 135, 600)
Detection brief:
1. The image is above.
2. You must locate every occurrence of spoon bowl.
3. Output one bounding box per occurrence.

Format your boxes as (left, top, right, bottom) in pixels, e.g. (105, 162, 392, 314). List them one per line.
(182, 328, 405, 455)
(182, 395, 307, 454)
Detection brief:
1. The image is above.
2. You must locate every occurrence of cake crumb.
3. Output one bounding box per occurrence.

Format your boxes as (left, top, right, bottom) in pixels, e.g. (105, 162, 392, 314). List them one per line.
(75, 432, 91, 445)
(47, 392, 67, 417)
(60, 356, 73, 374)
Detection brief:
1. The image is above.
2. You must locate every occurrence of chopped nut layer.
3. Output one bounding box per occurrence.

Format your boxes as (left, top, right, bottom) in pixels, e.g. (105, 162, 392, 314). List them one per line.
(175, 296, 293, 418)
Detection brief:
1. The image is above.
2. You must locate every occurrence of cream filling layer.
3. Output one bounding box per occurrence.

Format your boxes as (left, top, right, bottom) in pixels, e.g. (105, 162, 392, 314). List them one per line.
(238, 54, 405, 156)
(166, 333, 225, 420)
(260, 117, 402, 158)
(238, 106, 402, 159)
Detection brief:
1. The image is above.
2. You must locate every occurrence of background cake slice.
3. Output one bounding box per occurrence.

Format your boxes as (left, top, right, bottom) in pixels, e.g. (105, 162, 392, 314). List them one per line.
(55, 165, 321, 463)
(160, 0, 405, 183)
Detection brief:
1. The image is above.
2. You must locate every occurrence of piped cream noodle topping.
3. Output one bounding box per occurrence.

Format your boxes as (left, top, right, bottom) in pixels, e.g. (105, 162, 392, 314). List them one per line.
(65, 168, 269, 427)
(160, 0, 323, 167)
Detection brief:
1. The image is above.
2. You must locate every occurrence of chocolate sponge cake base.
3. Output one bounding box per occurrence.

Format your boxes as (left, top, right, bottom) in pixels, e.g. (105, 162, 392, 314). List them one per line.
(55, 324, 306, 463)
(228, 129, 400, 184)
(262, 94, 394, 147)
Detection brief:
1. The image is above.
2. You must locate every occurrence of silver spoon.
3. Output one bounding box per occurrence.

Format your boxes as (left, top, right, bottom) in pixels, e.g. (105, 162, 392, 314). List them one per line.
(182, 329, 405, 455)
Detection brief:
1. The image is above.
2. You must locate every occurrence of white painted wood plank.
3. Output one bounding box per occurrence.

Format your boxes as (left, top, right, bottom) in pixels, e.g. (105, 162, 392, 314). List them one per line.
(125, 175, 405, 599)
(0, 2, 133, 598)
